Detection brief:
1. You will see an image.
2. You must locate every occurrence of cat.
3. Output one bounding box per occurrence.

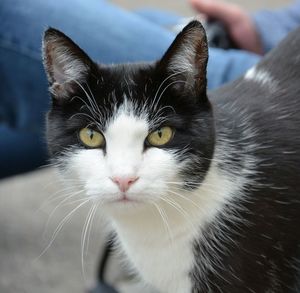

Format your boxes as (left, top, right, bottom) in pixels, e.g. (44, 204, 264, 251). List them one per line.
(42, 21, 300, 292)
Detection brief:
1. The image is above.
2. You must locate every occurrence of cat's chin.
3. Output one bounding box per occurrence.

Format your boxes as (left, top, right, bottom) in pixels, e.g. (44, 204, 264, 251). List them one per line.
(108, 196, 142, 205)
(100, 193, 153, 215)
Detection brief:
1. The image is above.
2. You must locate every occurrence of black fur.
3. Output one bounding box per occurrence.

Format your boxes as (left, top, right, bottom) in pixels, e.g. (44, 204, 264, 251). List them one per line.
(43, 22, 300, 292)
(44, 22, 214, 186)
(190, 28, 300, 292)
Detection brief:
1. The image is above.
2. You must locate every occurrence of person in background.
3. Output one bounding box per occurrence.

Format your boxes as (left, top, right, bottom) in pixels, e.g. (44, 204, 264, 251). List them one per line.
(0, 0, 299, 179)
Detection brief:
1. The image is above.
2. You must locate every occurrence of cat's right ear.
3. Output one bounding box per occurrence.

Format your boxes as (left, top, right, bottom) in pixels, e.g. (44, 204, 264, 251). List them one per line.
(42, 28, 93, 99)
(156, 21, 208, 100)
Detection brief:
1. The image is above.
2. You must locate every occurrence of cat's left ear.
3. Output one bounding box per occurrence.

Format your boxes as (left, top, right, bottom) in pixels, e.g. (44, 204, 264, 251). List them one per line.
(42, 28, 93, 98)
(157, 20, 208, 99)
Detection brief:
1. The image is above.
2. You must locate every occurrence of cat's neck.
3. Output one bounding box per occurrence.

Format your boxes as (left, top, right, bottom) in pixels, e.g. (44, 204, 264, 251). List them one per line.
(104, 110, 258, 293)
(108, 131, 254, 243)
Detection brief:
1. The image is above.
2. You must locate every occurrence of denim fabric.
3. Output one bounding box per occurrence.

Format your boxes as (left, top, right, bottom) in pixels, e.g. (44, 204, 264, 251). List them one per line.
(0, 0, 260, 178)
(254, 1, 300, 52)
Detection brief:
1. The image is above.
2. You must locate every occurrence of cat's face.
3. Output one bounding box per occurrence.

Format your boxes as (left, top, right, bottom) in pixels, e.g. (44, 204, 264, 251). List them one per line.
(43, 21, 215, 213)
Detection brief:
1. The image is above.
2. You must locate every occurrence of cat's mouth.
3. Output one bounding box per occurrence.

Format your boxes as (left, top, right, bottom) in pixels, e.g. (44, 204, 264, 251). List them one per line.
(110, 193, 141, 204)
(117, 194, 133, 202)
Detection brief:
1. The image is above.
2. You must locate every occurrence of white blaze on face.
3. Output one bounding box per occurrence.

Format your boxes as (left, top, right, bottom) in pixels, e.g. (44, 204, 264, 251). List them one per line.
(64, 102, 179, 205)
(105, 113, 147, 178)
(56, 100, 256, 293)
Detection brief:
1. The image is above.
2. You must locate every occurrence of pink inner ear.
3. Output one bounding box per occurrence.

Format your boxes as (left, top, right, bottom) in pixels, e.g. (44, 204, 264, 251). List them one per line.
(50, 48, 89, 85)
(43, 29, 92, 86)
(53, 62, 69, 84)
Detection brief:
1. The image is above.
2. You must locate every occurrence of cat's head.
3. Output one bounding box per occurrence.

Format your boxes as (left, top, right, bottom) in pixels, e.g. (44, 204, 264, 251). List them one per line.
(43, 21, 215, 214)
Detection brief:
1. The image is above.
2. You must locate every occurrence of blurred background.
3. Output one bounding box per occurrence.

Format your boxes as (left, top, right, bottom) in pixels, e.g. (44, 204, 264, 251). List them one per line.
(0, 0, 292, 293)
(113, 0, 290, 13)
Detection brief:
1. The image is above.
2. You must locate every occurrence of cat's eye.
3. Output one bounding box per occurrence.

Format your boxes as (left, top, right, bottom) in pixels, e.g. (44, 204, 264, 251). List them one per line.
(79, 128, 105, 148)
(147, 126, 174, 147)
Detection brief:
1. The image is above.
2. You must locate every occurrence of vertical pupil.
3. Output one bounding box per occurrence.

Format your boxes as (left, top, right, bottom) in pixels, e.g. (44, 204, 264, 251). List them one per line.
(158, 129, 162, 138)
(88, 129, 94, 140)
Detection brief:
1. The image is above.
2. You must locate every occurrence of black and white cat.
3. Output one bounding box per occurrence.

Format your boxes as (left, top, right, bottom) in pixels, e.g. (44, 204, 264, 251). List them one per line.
(43, 21, 300, 292)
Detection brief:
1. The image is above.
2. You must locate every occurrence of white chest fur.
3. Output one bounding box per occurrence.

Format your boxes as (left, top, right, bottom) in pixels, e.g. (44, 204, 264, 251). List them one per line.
(109, 162, 245, 293)
(112, 208, 197, 293)
(62, 111, 255, 292)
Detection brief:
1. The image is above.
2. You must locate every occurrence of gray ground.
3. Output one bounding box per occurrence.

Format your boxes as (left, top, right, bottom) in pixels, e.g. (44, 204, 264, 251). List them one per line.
(0, 1, 288, 293)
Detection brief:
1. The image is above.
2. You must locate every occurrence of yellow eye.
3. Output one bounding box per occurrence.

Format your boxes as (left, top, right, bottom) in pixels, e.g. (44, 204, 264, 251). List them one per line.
(79, 128, 105, 148)
(147, 126, 174, 146)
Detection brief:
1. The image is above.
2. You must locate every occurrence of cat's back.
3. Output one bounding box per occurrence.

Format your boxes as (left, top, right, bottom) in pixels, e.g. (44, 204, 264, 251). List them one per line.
(202, 29, 300, 293)
(209, 27, 300, 167)
(210, 26, 300, 119)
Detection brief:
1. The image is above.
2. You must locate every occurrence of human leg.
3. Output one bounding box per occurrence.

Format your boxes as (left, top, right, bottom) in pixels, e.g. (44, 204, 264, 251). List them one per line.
(0, 0, 175, 178)
(207, 48, 260, 89)
(132, 8, 261, 88)
(0, 0, 260, 179)
(0, 126, 47, 178)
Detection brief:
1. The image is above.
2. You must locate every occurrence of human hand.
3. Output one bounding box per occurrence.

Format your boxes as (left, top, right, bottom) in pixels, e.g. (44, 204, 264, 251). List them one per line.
(189, 0, 263, 54)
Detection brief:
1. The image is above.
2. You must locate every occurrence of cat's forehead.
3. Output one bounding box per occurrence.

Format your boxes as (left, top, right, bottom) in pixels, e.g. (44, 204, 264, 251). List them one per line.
(100, 63, 155, 91)
(91, 64, 154, 108)
(78, 65, 172, 130)
(105, 100, 149, 138)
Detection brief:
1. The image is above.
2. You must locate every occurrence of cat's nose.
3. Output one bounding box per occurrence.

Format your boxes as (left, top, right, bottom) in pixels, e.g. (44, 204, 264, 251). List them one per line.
(111, 176, 139, 192)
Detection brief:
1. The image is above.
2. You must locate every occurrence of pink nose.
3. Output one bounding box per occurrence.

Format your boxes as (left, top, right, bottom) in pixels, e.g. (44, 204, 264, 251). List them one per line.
(111, 176, 139, 192)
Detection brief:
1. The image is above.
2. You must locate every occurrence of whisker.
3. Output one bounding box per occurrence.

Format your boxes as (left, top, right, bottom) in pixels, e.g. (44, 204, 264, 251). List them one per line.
(73, 80, 99, 119)
(151, 70, 185, 109)
(35, 199, 90, 261)
(81, 202, 98, 282)
(168, 190, 202, 210)
(71, 95, 98, 121)
(38, 184, 85, 212)
(85, 82, 102, 117)
(152, 201, 173, 244)
(86, 200, 102, 258)
(42, 189, 86, 239)
(160, 196, 198, 234)
(152, 80, 186, 112)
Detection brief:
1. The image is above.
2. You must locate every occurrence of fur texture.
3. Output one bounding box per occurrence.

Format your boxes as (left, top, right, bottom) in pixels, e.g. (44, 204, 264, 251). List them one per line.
(43, 22, 300, 292)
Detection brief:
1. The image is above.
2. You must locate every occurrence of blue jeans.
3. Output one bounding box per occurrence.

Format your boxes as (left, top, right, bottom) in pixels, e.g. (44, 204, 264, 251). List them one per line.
(0, 0, 260, 178)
